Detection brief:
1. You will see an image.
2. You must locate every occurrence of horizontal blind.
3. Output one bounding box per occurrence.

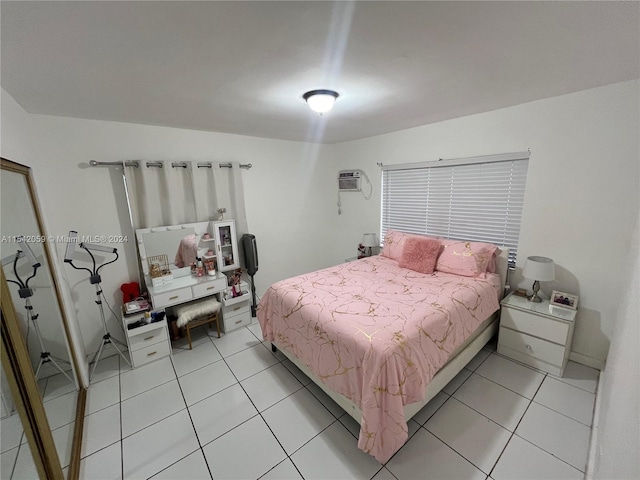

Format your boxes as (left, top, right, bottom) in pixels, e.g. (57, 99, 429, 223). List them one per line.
(381, 153, 529, 265)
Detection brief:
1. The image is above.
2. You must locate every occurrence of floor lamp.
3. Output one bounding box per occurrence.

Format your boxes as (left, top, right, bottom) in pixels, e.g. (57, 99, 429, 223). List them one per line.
(64, 231, 130, 381)
(2, 237, 75, 385)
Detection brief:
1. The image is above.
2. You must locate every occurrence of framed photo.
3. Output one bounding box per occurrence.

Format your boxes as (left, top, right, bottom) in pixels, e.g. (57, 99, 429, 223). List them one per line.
(550, 290, 579, 310)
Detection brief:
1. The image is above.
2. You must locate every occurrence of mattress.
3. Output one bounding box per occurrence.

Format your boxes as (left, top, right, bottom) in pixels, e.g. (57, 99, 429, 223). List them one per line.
(257, 255, 501, 463)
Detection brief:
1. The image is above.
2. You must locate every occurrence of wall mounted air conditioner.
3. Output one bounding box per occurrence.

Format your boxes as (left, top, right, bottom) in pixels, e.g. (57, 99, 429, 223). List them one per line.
(338, 170, 362, 192)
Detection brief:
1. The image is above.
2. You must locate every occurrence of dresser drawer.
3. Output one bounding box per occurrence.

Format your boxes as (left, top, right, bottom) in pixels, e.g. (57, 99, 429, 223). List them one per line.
(498, 327, 565, 367)
(152, 287, 193, 308)
(192, 277, 227, 298)
(131, 340, 171, 367)
(223, 302, 250, 317)
(501, 307, 569, 345)
(223, 309, 251, 332)
(128, 323, 168, 352)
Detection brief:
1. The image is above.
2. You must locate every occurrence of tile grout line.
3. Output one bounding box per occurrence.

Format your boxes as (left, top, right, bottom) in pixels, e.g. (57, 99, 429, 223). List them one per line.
(119, 355, 125, 480)
(143, 346, 213, 480)
(500, 371, 590, 474)
(485, 373, 544, 479)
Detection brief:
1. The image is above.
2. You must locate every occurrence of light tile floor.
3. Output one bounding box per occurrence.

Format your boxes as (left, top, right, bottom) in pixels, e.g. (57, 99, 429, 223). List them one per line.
(1, 319, 600, 480)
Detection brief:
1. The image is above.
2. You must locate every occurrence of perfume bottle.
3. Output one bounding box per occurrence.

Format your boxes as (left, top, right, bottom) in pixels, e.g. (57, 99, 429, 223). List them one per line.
(196, 257, 204, 277)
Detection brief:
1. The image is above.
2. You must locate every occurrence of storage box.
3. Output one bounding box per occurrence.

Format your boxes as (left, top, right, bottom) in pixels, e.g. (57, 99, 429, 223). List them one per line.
(151, 273, 174, 287)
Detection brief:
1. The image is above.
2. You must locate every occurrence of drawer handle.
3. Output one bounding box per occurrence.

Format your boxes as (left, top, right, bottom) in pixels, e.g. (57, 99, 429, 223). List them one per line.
(147, 351, 157, 357)
(169, 295, 179, 300)
(206, 286, 215, 291)
(233, 306, 241, 311)
(144, 336, 155, 341)
(234, 319, 243, 324)
(525, 344, 532, 350)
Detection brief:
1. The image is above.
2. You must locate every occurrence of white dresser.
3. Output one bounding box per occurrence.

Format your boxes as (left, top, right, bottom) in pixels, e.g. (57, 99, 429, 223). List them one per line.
(498, 292, 577, 377)
(221, 282, 251, 333)
(122, 310, 171, 368)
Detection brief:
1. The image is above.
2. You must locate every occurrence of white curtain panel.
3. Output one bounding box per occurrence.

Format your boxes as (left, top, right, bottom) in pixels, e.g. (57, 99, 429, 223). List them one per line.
(124, 161, 249, 236)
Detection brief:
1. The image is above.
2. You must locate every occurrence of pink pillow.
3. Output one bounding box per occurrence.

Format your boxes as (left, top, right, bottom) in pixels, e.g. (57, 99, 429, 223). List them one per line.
(398, 237, 442, 274)
(381, 229, 440, 261)
(436, 240, 498, 277)
(381, 229, 408, 260)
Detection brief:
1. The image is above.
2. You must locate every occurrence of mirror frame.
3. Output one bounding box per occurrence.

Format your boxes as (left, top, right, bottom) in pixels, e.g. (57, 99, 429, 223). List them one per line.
(0, 158, 86, 480)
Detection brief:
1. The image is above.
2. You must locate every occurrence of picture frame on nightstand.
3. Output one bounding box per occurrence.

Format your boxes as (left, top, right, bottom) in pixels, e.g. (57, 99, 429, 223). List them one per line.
(550, 290, 579, 310)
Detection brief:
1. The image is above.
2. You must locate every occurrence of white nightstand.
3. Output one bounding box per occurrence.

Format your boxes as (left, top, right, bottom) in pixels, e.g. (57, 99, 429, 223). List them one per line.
(498, 292, 577, 377)
(122, 310, 171, 368)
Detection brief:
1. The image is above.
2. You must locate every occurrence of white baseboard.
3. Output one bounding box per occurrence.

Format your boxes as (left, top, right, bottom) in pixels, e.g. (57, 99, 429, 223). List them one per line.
(569, 351, 605, 371)
(585, 369, 605, 479)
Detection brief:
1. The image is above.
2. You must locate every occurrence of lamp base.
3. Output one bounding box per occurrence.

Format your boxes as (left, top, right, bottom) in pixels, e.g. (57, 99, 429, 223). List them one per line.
(528, 280, 542, 302)
(528, 293, 543, 303)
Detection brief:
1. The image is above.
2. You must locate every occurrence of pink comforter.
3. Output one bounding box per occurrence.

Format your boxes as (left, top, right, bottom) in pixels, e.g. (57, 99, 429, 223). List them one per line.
(257, 255, 500, 463)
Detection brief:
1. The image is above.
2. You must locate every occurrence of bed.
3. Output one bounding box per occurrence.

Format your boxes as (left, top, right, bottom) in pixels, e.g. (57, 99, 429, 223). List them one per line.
(257, 239, 508, 463)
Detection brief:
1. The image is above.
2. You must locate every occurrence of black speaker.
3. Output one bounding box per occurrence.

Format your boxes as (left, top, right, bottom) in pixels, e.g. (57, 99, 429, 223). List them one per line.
(242, 234, 258, 276)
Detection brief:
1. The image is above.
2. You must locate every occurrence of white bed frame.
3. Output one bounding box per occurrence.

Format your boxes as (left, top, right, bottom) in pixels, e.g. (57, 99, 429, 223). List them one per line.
(273, 248, 509, 425)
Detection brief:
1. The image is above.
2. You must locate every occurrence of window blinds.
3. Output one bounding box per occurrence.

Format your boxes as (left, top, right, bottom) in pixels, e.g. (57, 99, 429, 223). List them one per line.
(381, 152, 530, 265)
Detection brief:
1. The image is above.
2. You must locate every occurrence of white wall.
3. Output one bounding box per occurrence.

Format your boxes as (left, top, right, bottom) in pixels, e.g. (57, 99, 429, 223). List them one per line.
(3, 80, 638, 371)
(592, 215, 639, 479)
(2, 92, 339, 358)
(1, 90, 89, 384)
(331, 80, 640, 368)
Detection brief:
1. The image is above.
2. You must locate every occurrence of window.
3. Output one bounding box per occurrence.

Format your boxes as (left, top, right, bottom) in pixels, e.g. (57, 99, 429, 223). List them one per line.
(381, 152, 529, 265)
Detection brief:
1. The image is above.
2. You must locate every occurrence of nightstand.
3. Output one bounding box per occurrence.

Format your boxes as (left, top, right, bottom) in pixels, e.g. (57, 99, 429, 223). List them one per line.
(498, 292, 577, 377)
(122, 310, 171, 368)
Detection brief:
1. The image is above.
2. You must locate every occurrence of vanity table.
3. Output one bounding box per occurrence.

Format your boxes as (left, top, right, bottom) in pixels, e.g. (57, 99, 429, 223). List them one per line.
(136, 220, 246, 347)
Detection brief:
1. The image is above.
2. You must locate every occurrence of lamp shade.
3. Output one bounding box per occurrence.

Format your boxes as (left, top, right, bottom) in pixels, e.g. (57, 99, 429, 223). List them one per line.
(303, 89, 339, 114)
(362, 233, 378, 248)
(522, 256, 555, 281)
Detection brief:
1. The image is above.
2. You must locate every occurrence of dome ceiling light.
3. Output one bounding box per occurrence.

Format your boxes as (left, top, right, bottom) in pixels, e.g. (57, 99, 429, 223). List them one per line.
(303, 89, 339, 114)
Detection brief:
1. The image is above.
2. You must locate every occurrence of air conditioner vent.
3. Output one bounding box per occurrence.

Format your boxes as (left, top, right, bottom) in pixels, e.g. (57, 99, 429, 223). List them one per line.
(338, 170, 362, 192)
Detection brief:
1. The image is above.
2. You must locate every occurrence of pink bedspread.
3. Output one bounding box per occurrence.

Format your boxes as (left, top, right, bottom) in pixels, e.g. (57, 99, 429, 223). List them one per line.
(257, 255, 500, 463)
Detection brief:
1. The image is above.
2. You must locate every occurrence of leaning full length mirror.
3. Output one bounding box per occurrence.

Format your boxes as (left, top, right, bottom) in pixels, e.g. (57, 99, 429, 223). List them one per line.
(1, 362, 42, 478)
(1, 158, 81, 477)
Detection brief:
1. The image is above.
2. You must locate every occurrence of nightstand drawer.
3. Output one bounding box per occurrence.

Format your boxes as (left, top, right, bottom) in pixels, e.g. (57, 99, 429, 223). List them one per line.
(128, 323, 168, 352)
(501, 307, 569, 345)
(131, 340, 171, 367)
(153, 287, 193, 308)
(498, 327, 565, 366)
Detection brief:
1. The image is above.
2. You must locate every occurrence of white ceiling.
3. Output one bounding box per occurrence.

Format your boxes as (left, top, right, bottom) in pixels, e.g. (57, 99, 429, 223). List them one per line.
(2, 1, 638, 144)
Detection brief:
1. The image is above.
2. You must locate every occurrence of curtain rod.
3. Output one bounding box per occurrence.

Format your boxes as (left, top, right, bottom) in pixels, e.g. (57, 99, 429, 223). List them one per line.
(381, 150, 530, 172)
(89, 160, 140, 168)
(89, 160, 252, 170)
(219, 163, 253, 170)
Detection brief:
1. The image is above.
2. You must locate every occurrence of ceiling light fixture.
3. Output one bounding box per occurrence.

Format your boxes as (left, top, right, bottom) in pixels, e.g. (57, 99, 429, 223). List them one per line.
(303, 89, 339, 114)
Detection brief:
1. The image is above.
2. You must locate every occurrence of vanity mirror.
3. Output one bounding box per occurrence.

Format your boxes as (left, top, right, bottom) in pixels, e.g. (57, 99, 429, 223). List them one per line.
(1, 158, 84, 479)
(136, 221, 212, 278)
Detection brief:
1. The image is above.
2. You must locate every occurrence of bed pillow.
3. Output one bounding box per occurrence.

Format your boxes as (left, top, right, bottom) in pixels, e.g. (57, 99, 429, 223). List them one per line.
(398, 237, 442, 274)
(380, 229, 407, 260)
(436, 240, 498, 277)
(381, 229, 440, 261)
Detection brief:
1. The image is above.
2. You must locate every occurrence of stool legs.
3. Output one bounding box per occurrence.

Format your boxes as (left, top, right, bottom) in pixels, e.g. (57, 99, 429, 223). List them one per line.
(184, 312, 220, 350)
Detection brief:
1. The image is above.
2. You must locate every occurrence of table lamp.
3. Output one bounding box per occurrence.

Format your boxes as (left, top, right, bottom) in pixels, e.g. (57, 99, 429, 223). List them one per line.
(362, 233, 378, 257)
(522, 256, 555, 303)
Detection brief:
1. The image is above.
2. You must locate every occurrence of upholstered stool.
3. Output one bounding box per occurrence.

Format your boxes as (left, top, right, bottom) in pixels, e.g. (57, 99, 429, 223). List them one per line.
(174, 298, 221, 350)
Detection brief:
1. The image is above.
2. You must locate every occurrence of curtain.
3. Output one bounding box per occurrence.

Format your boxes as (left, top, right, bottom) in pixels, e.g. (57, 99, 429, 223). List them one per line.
(123, 161, 249, 236)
